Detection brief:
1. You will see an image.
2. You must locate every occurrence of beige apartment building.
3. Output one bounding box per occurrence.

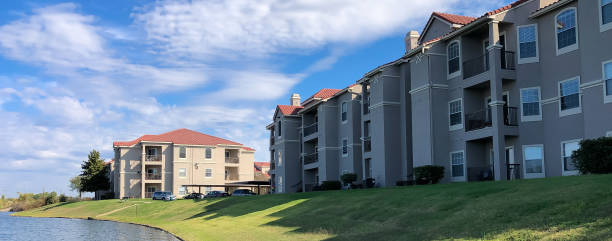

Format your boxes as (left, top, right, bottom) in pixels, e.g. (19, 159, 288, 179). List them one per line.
(110, 128, 255, 198)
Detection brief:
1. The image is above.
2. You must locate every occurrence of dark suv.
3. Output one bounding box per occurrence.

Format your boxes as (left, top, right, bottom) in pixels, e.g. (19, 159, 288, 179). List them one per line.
(232, 189, 257, 197)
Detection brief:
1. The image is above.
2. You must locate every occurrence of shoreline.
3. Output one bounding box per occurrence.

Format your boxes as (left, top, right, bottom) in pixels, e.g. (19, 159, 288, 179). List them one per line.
(0, 208, 11, 212)
(11, 213, 185, 241)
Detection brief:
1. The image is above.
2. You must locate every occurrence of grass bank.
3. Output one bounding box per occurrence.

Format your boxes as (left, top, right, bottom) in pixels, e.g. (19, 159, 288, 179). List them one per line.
(14, 174, 612, 240)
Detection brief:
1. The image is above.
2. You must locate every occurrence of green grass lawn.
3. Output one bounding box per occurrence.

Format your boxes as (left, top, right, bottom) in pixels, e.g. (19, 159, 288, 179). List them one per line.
(14, 174, 612, 241)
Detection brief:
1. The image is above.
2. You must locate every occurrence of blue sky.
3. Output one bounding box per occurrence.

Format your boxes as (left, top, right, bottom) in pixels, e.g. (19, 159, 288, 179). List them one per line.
(0, 0, 514, 197)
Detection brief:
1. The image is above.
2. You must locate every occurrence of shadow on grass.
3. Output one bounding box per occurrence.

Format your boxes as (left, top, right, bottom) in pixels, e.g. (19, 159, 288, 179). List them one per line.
(187, 175, 612, 240)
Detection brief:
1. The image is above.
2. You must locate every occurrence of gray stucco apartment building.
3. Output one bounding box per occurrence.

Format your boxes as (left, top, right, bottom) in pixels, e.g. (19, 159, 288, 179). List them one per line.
(268, 0, 612, 193)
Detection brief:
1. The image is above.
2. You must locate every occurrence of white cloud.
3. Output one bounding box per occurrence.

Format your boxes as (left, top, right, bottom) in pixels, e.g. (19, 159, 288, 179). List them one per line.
(133, 0, 508, 60)
(209, 70, 303, 101)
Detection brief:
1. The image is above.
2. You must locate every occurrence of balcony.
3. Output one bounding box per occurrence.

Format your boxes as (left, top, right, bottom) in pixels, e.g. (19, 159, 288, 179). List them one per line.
(145, 173, 161, 180)
(465, 106, 519, 132)
(145, 154, 161, 162)
(270, 162, 275, 170)
(303, 123, 318, 137)
(463, 51, 515, 80)
(363, 98, 370, 114)
(225, 156, 239, 164)
(363, 137, 371, 152)
(303, 152, 318, 165)
(145, 192, 154, 198)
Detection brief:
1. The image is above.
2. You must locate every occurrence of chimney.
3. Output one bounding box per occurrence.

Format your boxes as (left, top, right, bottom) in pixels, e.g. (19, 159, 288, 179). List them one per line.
(405, 30, 420, 52)
(290, 93, 301, 106)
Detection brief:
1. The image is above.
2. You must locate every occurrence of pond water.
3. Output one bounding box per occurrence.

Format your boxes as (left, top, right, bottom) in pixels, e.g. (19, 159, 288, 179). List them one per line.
(0, 212, 181, 241)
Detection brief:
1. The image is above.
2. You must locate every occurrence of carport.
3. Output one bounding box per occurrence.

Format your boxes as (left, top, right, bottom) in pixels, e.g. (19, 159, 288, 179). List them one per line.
(183, 181, 271, 195)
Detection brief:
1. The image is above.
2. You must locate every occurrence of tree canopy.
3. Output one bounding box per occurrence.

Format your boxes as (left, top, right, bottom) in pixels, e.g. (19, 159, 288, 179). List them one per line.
(79, 150, 110, 193)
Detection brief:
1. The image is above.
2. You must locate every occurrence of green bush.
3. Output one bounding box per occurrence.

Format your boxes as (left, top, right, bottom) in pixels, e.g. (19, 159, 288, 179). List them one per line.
(320, 181, 342, 190)
(414, 165, 445, 185)
(572, 137, 612, 174)
(340, 173, 357, 186)
(59, 194, 68, 202)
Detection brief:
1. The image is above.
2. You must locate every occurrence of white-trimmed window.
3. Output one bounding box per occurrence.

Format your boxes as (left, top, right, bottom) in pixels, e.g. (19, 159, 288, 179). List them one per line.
(559, 77, 581, 116)
(179, 146, 186, 158)
(205, 168, 212, 178)
(520, 87, 542, 121)
(601, 0, 612, 32)
(277, 121, 282, 137)
(179, 186, 186, 195)
(342, 138, 348, 157)
(449, 99, 463, 131)
(517, 24, 539, 63)
(277, 176, 283, 193)
(205, 148, 212, 159)
(603, 60, 612, 103)
(561, 140, 580, 176)
(607, 131, 612, 137)
(523, 145, 545, 179)
(450, 151, 465, 182)
(178, 168, 187, 178)
(447, 41, 461, 78)
(341, 102, 348, 123)
(555, 8, 578, 55)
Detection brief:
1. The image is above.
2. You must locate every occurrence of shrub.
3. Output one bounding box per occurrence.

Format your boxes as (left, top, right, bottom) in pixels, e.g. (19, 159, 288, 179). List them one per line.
(572, 137, 612, 174)
(340, 173, 357, 186)
(414, 165, 445, 185)
(396, 180, 414, 186)
(59, 194, 68, 202)
(101, 192, 115, 200)
(320, 181, 342, 191)
(365, 178, 376, 188)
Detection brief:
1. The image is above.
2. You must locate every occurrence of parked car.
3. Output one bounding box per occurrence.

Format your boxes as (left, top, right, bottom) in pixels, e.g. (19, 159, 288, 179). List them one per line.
(152, 191, 176, 201)
(232, 189, 257, 197)
(184, 193, 204, 199)
(204, 191, 229, 198)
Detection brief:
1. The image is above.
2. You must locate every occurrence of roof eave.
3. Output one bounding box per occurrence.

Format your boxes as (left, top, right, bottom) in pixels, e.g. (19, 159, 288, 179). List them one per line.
(529, 0, 575, 19)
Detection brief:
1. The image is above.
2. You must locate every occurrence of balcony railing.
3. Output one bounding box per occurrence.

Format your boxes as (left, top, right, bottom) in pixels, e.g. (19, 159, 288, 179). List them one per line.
(145, 154, 161, 162)
(303, 152, 318, 165)
(225, 157, 239, 164)
(303, 123, 318, 137)
(463, 51, 490, 79)
(145, 173, 161, 180)
(363, 137, 372, 152)
(463, 51, 516, 80)
(507, 163, 521, 180)
(270, 162, 275, 170)
(270, 137, 275, 146)
(225, 175, 239, 181)
(465, 106, 519, 131)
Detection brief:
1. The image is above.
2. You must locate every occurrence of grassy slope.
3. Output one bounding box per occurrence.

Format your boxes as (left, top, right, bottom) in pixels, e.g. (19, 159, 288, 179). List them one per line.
(14, 174, 612, 241)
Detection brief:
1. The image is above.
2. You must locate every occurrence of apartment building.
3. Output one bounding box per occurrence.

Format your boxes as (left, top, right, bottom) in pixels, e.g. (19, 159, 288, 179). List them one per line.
(269, 0, 612, 192)
(111, 128, 255, 198)
(268, 85, 362, 193)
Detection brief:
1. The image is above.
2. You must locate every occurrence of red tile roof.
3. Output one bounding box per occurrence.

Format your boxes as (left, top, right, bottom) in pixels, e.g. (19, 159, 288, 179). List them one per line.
(277, 105, 303, 116)
(254, 162, 270, 167)
(242, 146, 256, 152)
(301, 88, 342, 105)
(433, 12, 476, 25)
(113, 128, 252, 150)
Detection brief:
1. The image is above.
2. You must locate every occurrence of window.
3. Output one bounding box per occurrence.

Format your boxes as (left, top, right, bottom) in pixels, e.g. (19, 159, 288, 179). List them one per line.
(179, 146, 186, 158)
(517, 24, 539, 63)
(523, 145, 545, 178)
(607, 131, 612, 137)
(449, 99, 463, 131)
(147, 148, 157, 156)
(342, 138, 348, 156)
(277, 121, 282, 136)
(179, 186, 186, 195)
(447, 41, 461, 77)
(364, 121, 370, 137)
(178, 168, 186, 178)
(341, 102, 348, 122)
(601, 0, 612, 31)
(561, 140, 580, 176)
(205, 168, 212, 178)
(555, 8, 578, 55)
(559, 77, 581, 116)
(604, 60, 612, 103)
(146, 186, 156, 193)
(520, 87, 542, 121)
(277, 176, 283, 193)
(277, 151, 282, 167)
(450, 151, 465, 181)
(205, 148, 212, 159)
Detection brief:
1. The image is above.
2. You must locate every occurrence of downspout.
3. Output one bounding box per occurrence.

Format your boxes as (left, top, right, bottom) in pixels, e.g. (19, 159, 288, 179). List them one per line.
(427, 48, 435, 167)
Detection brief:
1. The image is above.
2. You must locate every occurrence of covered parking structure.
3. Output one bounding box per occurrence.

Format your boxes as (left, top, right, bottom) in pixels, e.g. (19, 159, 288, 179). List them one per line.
(183, 181, 271, 195)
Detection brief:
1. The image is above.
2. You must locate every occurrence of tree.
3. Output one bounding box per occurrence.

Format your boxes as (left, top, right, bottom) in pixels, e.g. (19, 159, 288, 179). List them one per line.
(80, 150, 110, 198)
(69, 176, 83, 199)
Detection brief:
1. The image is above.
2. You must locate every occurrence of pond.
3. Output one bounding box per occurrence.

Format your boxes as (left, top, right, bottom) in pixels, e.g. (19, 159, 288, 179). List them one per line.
(0, 212, 181, 241)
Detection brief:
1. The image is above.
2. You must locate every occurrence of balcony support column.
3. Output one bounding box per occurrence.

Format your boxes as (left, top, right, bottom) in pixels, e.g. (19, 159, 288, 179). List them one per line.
(488, 19, 507, 181)
(160, 146, 165, 192)
(141, 144, 146, 198)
